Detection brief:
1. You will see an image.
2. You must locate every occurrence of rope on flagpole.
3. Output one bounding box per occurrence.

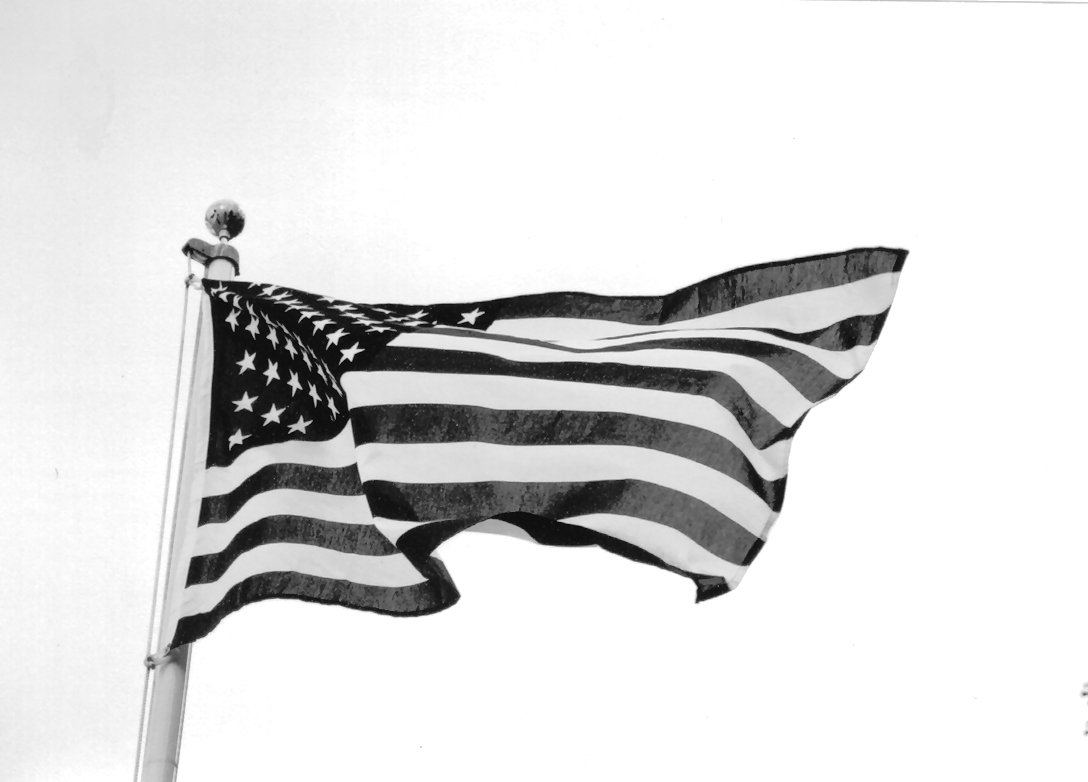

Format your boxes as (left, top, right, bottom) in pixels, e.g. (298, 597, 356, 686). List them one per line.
(134, 261, 201, 780)
(135, 200, 245, 782)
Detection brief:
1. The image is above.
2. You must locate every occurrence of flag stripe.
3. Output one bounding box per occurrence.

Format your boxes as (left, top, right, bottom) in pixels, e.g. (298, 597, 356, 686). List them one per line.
(745, 311, 890, 350)
(191, 490, 375, 557)
(343, 370, 794, 479)
(552, 327, 878, 378)
(203, 424, 356, 498)
(351, 405, 787, 511)
(187, 515, 401, 585)
(199, 464, 363, 524)
(356, 442, 775, 536)
(389, 511, 738, 597)
(593, 311, 889, 351)
(179, 542, 429, 617)
(484, 270, 900, 339)
(388, 330, 812, 425)
(560, 513, 751, 581)
(364, 479, 764, 564)
(348, 362, 795, 458)
(480, 249, 904, 324)
(173, 570, 460, 645)
(419, 327, 863, 398)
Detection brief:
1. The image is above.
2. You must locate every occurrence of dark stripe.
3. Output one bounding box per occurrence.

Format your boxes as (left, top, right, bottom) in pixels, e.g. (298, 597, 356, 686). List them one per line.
(198, 464, 364, 526)
(750, 310, 890, 350)
(186, 515, 401, 586)
(418, 329, 848, 403)
(350, 405, 787, 511)
(364, 478, 765, 566)
(368, 346, 795, 447)
(395, 513, 734, 604)
(478, 248, 906, 324)
(594, 311, 889, 351)
(170, 569, 459, 650)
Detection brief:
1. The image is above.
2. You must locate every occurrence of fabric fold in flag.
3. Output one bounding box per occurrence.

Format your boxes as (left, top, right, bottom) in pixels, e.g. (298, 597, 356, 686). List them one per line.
(166, 247, 907, 649)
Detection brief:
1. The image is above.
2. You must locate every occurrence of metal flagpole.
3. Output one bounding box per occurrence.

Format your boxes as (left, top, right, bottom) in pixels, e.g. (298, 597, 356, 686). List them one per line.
(135, 201, 245, 782)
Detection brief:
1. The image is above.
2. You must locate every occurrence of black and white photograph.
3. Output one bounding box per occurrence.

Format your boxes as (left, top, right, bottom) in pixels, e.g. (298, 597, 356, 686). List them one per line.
(2, 2, 1086, 780)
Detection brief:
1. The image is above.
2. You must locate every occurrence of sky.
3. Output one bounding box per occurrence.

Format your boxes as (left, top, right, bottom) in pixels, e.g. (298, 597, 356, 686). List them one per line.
(2, 1, 1087, 780)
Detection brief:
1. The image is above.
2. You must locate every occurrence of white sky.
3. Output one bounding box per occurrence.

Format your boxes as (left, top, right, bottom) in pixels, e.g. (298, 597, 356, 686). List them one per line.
(2, 1, 1087, 780)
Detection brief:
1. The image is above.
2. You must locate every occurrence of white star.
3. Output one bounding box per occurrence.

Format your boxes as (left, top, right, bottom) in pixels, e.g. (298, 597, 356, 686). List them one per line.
(300, 350, 312, 370)
(268, 291, 291, 301)
(312, 318, 334, 333)
(371, 306, 392, 314)
(232, 391, 258, 412)
(351, 317, 379, 326)
(318, 296, 337, 303)
(283, 339, 298, 359)
(339, 342, 365, 363)
(331, 303, 355, 311)
(228, 429, 249, 449)
(210, 283, 227, 297)
(288, 416, 311, 434)
(403, 320, 426, 328)
(236, 351, 256, 374)
(459, 308, 485, 325)
(325, 328, 348, 347)
(408, 309, 428, 320)
(265, 326, 280, 349)
(262, 360, 280, 385)
(326, 394, 339, 418)
(225, 309, 240, 331)
(283, 299, 305, 310)
(297, 310, 319, 320)
(261, 403, 285, 426)
(245, 317, 261, 338)
(286, 371, 303, 396)
(367, 325, 393, 333)
(308, 382, 321, 405)
(261, 284, 280, 297)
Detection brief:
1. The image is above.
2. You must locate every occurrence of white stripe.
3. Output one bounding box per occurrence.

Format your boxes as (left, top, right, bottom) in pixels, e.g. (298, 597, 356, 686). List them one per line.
(554, 327, 875, 380)
(388, 331, 810, 426)
(485, 273, 900, 341)
(372, 517, 436, 544)
(562, 513, 750, 583)
(374, 517, 539, 544)
(465, 518, 538, 541)
(365, 517, 542, 545)
(191, 491, 375, 557)
(178, 543, 428, 618)
(342, 372, 791, 480)
(202, 423, 356, 498)
(356, 441, 775, 537)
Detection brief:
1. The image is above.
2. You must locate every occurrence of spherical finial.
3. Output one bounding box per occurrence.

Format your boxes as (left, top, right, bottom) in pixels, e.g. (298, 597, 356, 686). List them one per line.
(205, 199, 245, 242)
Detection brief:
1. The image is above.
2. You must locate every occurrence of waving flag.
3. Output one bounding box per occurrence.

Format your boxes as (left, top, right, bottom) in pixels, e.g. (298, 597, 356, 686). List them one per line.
(163, 248, 906, 649)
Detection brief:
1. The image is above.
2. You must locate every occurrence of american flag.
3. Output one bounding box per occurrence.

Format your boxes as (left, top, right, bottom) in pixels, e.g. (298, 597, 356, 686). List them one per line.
(163, 248, 906, 649)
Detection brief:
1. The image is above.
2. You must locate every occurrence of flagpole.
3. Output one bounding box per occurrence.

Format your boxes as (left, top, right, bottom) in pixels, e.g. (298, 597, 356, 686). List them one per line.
(136, 201, 245, 782)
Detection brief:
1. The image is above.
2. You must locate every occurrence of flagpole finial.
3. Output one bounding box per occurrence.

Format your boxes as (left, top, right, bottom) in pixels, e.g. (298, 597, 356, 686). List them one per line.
(182, 199, 243, 278)
(205, 199, 245, 242)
